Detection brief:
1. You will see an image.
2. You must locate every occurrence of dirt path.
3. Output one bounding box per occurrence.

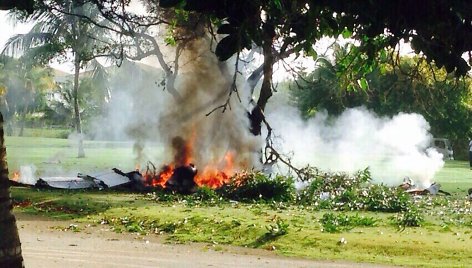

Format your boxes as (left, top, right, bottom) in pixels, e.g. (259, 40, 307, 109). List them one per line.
(16, 213, 392, 268)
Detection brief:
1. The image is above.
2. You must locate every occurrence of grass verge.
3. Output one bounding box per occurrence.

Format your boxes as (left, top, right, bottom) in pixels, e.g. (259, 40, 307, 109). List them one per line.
(11, 187, 472, 267)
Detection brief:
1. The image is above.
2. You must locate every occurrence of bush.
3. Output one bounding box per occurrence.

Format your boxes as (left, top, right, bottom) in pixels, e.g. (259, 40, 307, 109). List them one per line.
(297, 167, 369, 208)
(391, 207, 425, 228)
(266, 219, 289, 236)
(191, 186, 220, 203)
(297, 167, 414, 212)
(298, 167, 371, 201)
(218, 171, 295, 202)
(360, 184, 412, 212)
(320, 212, 378, 233)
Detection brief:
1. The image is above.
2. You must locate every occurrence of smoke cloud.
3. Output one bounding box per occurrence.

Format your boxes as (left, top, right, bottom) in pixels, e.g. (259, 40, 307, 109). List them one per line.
(91, 39, 260, 172)
(17, 164, 37, 184)
(266, 104, 444, 188)
(90, 38, 443, 188)
(157, 39, 260, 171)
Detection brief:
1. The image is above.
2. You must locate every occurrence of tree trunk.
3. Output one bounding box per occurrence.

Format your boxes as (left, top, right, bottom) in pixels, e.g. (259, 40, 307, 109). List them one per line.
(0, 112, 24, 268)
(248, 31, 275, 136)
(18, 106, 28, 137)
(73, 55, 85, 158)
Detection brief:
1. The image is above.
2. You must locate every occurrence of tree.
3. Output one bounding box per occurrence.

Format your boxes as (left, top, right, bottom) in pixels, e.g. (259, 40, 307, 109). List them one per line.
(0, 57, 56, 136)
(151, 1, 472, 136)
(291, 51, 472, 158)
(0, 4, 36, 267)
(0, 112, 24, 267)
(80, 0, 472, 138)
(47, 59, 109, 130)
(44, 0, 466, 169)
(3, 1, 114, 157)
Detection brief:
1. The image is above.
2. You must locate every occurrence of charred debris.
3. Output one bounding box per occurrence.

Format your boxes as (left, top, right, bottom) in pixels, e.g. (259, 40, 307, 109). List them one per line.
(10, 163, 199, 194)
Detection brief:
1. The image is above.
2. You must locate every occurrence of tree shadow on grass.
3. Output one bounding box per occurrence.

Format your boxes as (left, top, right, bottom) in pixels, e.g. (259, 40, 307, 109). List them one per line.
(246, 232, 284, 248)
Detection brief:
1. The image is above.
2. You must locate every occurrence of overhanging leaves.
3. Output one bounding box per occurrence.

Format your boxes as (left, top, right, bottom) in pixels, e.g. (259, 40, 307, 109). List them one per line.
(215, 34, 240, 61)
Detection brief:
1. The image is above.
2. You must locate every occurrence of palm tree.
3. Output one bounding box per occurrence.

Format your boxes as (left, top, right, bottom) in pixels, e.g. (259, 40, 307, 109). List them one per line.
(0, 112, 24, 268)
(48, 59, 109, 128)
(3, 1, 111, 157)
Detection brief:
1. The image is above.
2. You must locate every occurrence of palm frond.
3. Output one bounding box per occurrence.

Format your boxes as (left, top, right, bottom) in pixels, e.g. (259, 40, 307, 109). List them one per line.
(2, 32, 54, 56)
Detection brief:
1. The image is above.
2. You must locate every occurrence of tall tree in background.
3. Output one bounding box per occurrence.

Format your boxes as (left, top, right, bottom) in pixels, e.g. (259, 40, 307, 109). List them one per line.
(47, 59, 109, 130)
(290, 51, 472, 158)
(3, 1, 113, 157)
(0, 57, 56, 136)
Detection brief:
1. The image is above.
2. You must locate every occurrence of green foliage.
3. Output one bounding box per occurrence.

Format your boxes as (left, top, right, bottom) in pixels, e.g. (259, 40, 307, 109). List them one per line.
(320, 212, 377, 233)
(291, 52, 472, 148)
(391, 207, 425, 229)
(159, 1, 472, 75)
(218, 171, 295, 202)
(360, 184, 412, 212)
(193, 186, 219, 201)
(265, 218, 289, 236)
(297, 167, 370, 206)
(0, 56, 56, 127)
(7, 127, 70, 138)
(298, 167, 413, 212)
(5, 2, 114, 144)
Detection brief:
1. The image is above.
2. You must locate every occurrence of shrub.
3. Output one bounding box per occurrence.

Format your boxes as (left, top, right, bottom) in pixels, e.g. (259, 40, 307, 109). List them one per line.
(297, 167, 371, 205)
(266, 219, 289, 236)
(218, 171, 295, 202)
(360, 184, 412, 212)
(297, 167, 414, 212)
(391, 207, 425, 228)
(320, 212, 378, 233)
(192, 186, 220, 202)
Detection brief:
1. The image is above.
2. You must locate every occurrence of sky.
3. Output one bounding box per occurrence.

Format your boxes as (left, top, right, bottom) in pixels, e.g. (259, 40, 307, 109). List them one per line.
(0, 11, 33, 50)
(0, 11, 76, 72)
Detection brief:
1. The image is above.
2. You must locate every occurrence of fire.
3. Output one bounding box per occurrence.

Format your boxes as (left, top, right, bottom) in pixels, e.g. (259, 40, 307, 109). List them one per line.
(195, 152, 235, 188)
(140, 150, 235, 190)
(11, 171, 20, 181)
(140, 164, 174, 188)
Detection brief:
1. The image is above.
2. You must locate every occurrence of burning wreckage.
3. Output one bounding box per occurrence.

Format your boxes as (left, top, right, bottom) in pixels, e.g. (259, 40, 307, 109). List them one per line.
(10, 163, 212, 194)
(399, 177, 451, 196)
(10, 131, 240, 193)
(6, 138, 458, 196)
(10, 164, 456, 197)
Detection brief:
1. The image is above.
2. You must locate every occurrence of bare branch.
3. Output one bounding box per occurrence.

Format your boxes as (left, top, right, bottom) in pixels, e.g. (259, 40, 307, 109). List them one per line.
(206, 51, 242, 116)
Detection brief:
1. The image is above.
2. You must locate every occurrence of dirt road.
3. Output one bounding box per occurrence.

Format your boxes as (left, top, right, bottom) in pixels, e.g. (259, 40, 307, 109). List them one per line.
(16, 213, 391, 268)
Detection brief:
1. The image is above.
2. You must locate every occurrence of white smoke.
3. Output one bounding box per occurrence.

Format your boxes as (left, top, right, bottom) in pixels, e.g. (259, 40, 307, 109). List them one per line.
(87, 37, 443, 187)
(266, 105, 444, 187)
(88, 59, 171, 165)
(17, 165, 37, 184)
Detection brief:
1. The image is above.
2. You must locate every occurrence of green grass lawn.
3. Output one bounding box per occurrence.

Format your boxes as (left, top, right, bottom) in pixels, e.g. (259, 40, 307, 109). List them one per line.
(435, 160, 472, 194)
(6, 136, 472, 267)
(5, 136, 164, 175)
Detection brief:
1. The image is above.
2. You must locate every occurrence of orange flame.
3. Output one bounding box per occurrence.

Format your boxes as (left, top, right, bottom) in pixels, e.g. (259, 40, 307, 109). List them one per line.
(195, 151, 235, 188)
(141, 164, 174, 188)
(11, 171, 20, 181)
(139, 148, 235, 189)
